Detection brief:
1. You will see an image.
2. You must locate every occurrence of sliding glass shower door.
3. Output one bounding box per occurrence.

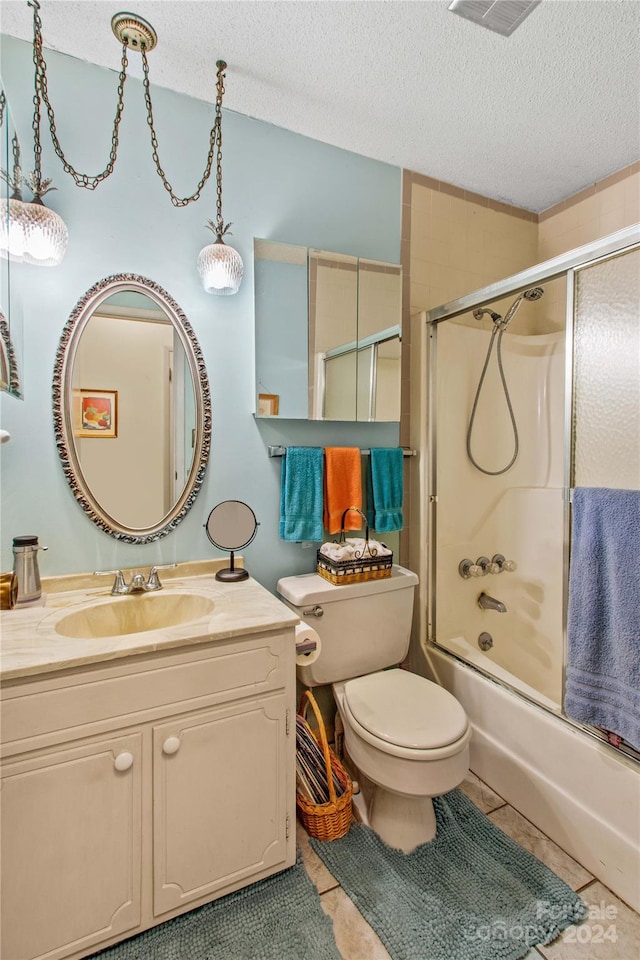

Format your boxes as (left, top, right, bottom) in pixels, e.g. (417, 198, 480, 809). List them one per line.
(427, 233, 639, 754)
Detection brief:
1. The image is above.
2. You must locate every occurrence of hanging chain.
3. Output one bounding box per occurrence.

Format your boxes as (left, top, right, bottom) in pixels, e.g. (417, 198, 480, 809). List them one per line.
(27, 0, 225, 207)
(30, 0, 44, 197)
(214, 63, 225, 235)
(141, 48, 219, 208)
(0, 91, 23, 198)
(10, 133, 23, 197)
(29, 0, 129, 191)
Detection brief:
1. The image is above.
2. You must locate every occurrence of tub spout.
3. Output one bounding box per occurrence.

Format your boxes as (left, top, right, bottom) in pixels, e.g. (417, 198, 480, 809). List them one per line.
(478, 592, 507, 613)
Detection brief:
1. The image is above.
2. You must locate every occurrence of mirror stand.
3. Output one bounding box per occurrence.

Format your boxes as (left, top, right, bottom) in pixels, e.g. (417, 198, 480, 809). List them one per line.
(205, 500, 258, 584)
(215, 550, 249, 582)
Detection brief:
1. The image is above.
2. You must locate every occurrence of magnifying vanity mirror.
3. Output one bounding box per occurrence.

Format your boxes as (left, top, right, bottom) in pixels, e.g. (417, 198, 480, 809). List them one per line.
(205, 500, 259, 581)
(254, 239, 402, 421)
(53, 274, 211, 542)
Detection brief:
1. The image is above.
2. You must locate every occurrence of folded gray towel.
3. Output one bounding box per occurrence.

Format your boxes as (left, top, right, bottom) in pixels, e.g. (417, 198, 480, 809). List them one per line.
(565, 487, 640, 750)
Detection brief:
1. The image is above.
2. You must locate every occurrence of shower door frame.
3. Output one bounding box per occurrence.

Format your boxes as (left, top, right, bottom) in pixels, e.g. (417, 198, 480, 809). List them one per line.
(424, 223, 640, 759)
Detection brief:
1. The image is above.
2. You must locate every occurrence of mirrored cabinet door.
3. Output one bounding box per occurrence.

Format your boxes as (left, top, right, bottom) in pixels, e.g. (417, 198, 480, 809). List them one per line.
(254, 238, 401, 422)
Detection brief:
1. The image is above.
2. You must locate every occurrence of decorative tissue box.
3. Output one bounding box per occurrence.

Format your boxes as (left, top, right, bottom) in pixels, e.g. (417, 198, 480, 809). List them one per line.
(316, 507, 392, 586)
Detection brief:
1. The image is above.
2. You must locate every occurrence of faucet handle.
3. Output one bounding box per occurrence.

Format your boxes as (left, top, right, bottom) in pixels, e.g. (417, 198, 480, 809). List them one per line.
(491, 554, 517, 573)
(145, 563, 177, 591)
(459, 559, 485, 579)
(146, 567, 163, 591)
(110, 571, 129, 595)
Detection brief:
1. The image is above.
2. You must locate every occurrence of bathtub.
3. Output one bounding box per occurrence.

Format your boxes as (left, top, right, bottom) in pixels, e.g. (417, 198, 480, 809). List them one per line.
(421, 640, 640, 913)
(440, 633, 560, 715)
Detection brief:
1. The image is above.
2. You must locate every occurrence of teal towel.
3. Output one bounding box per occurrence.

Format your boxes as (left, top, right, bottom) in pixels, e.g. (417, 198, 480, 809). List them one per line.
(279, 447, 325, 542)
(366, 447, 404, 532)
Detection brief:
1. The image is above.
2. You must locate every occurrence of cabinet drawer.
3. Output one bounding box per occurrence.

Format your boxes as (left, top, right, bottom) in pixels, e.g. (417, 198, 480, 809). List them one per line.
(1, 630, 292, 754)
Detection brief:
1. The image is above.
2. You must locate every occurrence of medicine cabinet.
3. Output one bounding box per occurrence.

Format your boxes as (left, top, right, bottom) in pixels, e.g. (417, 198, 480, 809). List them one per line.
(254, 239, 401, 421)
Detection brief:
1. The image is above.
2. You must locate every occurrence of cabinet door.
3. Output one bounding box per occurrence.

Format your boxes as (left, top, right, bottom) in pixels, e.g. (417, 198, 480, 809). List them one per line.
(153, 695, 289, 916)
(0, 733, 142, 960)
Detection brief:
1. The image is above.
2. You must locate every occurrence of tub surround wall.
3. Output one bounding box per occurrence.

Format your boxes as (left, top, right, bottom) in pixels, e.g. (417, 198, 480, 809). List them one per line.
(432, 324, 565, 708)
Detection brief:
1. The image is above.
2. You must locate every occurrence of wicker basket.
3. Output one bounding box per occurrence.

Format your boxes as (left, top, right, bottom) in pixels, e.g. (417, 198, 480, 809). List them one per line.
(296, 690, 353, 841)
(317, 507, 392, 586)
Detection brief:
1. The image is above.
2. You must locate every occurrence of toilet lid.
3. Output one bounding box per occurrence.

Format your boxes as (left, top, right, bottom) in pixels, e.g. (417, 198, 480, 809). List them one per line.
(343, 670, 468, 750)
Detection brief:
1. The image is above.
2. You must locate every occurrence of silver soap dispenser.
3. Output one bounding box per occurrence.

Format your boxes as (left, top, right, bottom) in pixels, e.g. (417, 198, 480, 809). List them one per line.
(12, 535, 47, 604)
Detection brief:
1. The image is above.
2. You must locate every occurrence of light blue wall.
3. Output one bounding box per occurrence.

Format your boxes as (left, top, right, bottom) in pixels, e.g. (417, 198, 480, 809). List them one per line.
(0, 36, 401, 593)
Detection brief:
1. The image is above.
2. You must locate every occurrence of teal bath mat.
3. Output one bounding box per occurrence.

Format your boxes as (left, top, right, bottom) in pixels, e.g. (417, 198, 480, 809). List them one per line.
(311, 789, 586, 960)
(89, 853, 340, 960)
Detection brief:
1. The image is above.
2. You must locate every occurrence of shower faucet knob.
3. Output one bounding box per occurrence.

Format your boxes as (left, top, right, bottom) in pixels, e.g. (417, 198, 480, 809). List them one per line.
(458, 559, 484, 579)
(492, 554, 517, 573)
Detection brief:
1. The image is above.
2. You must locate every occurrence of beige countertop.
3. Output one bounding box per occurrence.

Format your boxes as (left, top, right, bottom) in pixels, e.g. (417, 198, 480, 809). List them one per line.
(0, 561, 299, 682)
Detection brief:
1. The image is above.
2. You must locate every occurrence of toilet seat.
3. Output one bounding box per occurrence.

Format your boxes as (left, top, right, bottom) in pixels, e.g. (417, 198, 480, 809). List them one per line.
(341, 670, 469, 758)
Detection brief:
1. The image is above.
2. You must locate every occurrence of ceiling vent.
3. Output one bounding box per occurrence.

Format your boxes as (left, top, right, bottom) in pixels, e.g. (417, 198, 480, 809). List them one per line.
(448, 0, 541, 37)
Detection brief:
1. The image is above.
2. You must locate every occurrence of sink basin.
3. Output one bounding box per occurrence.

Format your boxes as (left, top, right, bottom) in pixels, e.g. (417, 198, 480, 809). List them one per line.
(55, 593, 216, 639)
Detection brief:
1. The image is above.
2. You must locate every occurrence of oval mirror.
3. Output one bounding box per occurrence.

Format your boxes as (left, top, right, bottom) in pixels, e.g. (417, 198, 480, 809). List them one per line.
(53, 274, 211, 542)
(205, 500, 258, 582)
(0, 308, 22, 399)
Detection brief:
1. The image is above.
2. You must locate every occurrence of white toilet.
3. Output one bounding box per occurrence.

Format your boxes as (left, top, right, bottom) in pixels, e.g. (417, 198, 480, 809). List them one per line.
(277, 564, 471, 852)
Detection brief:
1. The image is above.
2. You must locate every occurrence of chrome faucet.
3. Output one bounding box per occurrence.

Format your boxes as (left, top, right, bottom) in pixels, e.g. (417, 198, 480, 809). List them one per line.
(477, 592, 507, 613)
(107, 566, 165, 596)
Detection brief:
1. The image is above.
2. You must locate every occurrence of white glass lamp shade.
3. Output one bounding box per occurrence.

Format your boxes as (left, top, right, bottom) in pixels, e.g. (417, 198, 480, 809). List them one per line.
(197, 238, 243, 296)
(0, 198, 68, 266)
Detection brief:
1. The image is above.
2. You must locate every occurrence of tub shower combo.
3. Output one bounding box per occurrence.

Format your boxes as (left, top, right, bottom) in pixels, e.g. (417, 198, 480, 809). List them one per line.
(415, 224, 639, 911)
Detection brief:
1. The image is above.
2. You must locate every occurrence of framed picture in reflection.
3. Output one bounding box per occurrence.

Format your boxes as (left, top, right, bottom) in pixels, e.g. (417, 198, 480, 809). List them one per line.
(258, 393, 279, 416)
(74, 388, 118, 438)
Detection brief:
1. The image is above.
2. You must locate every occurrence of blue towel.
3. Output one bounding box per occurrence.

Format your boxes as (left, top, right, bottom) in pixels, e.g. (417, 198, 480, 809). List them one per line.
(565, 487, 640, 750)
(366, 447, 404, 533)
(279, 447, 325, 542)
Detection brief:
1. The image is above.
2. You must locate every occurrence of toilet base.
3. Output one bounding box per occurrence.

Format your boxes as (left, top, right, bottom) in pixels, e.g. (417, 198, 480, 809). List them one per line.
(368, 787, 437, 852)
(346, 756, 438, 852)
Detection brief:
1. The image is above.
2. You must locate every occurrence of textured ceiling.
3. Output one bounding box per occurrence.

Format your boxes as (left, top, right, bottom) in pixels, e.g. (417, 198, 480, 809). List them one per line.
(1, 0, 639, 212)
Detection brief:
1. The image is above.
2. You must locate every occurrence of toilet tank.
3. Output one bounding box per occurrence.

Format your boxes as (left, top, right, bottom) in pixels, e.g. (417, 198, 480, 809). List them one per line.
(277, 564, 418, 687)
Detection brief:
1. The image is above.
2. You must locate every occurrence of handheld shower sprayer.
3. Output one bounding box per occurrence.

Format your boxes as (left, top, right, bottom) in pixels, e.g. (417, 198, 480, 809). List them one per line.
(467, 286, 545, 475)
(501, 286, 544, 328)
(472, 287, 544, 331)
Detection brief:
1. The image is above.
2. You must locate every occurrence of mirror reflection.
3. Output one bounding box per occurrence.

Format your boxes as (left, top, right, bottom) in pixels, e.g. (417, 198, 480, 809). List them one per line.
(0, 85, 24, 399)
(54, 275, 211, 543)
(254, 239, 401, 422)
(0, 308, 21, 398)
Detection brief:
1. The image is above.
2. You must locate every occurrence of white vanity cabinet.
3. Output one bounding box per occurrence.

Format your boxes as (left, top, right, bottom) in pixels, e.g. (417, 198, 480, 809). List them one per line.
(0, 626, 296, 960)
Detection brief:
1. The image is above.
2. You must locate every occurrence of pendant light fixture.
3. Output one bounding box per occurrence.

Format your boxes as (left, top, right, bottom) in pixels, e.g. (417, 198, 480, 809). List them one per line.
(197, 61, 244, 296)
(0, 53, 68, 267)
(1, 2, 241, 277)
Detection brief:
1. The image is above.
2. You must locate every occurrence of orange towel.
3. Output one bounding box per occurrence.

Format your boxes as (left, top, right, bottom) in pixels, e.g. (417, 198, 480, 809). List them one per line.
(323, 447, 363, 534)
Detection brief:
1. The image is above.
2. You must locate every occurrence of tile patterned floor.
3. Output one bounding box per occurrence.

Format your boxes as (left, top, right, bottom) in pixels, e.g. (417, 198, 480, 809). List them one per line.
(297, 771, 640, 960)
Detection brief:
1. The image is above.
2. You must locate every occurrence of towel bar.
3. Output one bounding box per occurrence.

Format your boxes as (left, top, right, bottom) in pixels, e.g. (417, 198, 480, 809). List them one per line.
(268, 445, 416, 458)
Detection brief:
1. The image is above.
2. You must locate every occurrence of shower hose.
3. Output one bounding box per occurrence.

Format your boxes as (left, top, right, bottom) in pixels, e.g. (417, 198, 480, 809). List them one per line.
(466, 323, 519, 476)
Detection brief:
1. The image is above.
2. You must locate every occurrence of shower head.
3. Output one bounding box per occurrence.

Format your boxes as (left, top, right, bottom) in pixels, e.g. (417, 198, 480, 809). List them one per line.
(473, 308, 502, 323)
